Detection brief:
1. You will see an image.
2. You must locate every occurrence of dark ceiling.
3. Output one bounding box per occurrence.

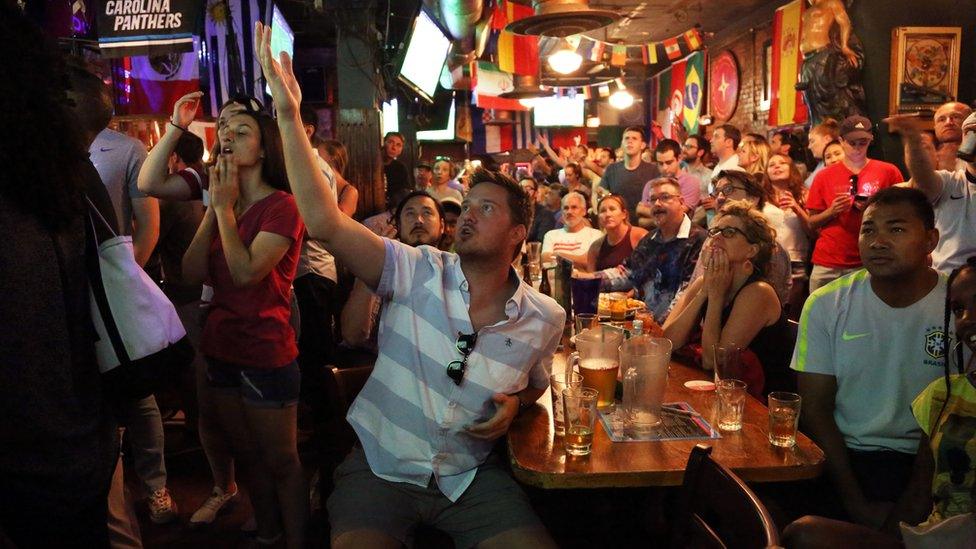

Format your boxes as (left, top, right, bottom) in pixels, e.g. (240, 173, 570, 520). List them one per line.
(277, 0, 788, 49)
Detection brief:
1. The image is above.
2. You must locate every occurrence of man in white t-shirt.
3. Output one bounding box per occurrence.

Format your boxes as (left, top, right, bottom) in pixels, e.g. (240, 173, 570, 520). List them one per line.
(708, 123, 741, 186)
(791, 187, 946, 528)
(541, 191, 602, 268)
(888, 112, 976, 273)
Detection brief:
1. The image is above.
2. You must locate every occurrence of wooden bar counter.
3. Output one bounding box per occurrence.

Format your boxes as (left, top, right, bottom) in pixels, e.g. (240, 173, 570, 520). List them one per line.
(508, 347, 825, 489)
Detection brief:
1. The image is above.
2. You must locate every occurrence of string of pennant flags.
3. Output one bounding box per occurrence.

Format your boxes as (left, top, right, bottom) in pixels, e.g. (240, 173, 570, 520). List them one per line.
(488, 0, 705, 76)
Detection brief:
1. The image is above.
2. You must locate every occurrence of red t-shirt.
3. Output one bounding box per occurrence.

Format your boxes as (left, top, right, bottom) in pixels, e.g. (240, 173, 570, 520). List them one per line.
(202, 191, 305, 368)
(807, 160, 903, 268)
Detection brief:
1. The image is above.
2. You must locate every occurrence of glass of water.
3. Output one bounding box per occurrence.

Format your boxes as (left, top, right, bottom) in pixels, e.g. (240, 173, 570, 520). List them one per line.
(716, 379, 747, 431)
(549, 372, 582, 436)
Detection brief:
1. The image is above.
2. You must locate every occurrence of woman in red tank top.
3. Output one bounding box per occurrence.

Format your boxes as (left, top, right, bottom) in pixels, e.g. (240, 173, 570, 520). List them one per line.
(587, 195, 648, 271)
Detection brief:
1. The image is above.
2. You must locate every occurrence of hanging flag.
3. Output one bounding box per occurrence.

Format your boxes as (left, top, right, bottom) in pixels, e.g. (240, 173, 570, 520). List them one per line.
(582, 87, 593, 100)
(589, 41, 605, 63)
(205, 0, 263, 117)
(498, 31, 539, 76)
(682, 51, 704, 134)
(666, 59, 686, 139)
(664, 38, 682, 61)
(769, 0, 808, 126)
(610, 45, 627, 66)
(683, 29, 702, 51)
(643, 43, 658, 65)
(96, 0, 200, 57)
(472, 61, 527, 111)
(124, 44, 201, 115)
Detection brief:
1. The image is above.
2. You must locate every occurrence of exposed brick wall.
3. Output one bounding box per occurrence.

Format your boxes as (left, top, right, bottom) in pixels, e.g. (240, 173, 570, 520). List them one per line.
(710, 23, 776, 136)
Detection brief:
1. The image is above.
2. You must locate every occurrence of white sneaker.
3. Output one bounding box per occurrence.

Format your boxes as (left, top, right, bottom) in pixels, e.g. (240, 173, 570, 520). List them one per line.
(189, 486, 238, 527)
(148, 487, 178, 524)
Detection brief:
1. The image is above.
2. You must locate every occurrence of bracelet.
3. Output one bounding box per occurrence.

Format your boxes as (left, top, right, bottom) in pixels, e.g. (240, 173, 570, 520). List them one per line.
(168, 121, 188, 133)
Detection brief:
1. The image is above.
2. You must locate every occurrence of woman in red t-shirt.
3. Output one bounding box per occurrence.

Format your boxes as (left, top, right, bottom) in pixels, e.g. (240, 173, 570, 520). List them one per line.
(183, 109, 307, 547)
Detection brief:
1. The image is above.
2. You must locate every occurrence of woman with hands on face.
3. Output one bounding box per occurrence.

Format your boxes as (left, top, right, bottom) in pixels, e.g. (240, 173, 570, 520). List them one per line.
(181, 105, 308, 547)
(664, 201, 795, 396)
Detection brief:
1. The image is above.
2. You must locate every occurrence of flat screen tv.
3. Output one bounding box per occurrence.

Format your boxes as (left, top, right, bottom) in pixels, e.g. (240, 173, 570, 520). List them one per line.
(533, 95, 586, 127)
(265, 5, 294, 96)
(382, 98, 399, 134)
(398, 9, 451, 103)
(417, 97, 455, 141)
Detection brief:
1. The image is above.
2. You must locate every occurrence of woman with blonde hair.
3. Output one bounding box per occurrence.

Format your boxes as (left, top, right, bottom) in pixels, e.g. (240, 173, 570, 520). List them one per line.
(664, 200, 795, 396)
(317, 139, 359, 217)
(736, 138, 771, 176)
(586, 194, 648, 272)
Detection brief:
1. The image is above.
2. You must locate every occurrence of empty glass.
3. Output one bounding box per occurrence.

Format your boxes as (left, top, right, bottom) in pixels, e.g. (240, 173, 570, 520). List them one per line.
(716, 379, 747, 431)
(527, 242, 542, 281)
(768, 392, 802, 447)
(550, 372, 583, 436)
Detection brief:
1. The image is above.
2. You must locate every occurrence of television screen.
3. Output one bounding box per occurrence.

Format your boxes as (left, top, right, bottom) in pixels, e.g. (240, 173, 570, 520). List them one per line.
(382, 98, 399, 135)
(533, 95, 586, 127)
(265, 5, 294, 96)
(398, 9, 451, 103)
(417, 97, 455, 141)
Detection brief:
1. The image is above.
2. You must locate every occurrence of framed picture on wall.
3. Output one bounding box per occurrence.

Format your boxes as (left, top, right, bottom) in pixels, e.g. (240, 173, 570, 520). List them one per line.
(888, 27, 961, 115)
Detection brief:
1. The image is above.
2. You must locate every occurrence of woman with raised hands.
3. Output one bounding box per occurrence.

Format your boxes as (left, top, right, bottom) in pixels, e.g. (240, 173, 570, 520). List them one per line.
(181, 95, 307, 546)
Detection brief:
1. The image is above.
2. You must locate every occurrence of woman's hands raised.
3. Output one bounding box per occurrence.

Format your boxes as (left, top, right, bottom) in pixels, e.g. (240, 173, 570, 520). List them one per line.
(254, 21, 302, 119)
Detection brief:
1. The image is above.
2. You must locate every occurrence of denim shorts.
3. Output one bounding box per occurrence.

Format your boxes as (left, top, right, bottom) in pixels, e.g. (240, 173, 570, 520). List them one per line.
(205, 357, 301, 408)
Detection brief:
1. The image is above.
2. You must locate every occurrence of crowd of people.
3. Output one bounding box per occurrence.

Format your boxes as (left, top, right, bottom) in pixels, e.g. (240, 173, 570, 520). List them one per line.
(3, 5, 976, 548)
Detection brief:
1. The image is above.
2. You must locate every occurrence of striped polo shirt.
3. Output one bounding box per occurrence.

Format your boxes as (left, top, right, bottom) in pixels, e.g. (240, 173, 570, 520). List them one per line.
(348, 238, 565, 501)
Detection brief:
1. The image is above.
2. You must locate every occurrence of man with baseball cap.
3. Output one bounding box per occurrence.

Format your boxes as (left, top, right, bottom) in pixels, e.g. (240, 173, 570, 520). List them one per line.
(888, 110, 976, 272)
(806, 115, 904, 291)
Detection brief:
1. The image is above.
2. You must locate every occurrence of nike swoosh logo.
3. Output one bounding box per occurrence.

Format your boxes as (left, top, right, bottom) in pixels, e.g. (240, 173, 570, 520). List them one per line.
(99, 147, 114, 152)
(950, 194, 964, 200)
(842, 331, 871, 341)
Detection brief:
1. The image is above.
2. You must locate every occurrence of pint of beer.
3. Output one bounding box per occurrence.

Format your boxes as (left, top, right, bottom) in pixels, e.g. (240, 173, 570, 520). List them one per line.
(579, 358, 619, 410)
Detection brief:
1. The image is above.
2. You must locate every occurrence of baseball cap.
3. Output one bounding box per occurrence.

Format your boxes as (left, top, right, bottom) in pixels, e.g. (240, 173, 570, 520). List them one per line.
(841, 115, 873, 141)
(440, 197, 462, 216)
(416, 161, 433, 171)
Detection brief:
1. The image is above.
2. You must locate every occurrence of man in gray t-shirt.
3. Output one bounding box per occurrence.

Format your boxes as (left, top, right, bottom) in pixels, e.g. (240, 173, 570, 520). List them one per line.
(599, 126, 660, 224)
(89, 127, 159, 267)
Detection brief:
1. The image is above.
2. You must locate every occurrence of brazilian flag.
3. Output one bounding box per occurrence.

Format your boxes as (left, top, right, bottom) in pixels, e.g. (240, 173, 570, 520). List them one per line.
(682, 51, 704, 135)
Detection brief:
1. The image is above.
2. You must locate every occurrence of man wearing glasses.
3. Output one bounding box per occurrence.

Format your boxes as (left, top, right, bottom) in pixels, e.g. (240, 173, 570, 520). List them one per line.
(601, 177, 706, 322)
(806, 115, 903, 291)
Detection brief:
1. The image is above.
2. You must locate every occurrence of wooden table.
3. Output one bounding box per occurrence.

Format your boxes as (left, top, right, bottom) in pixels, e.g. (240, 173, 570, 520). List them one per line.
(508, 348, 825, 489)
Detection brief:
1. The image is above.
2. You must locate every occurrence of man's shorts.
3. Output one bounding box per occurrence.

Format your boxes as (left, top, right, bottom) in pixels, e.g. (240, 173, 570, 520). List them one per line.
(327, 447, 545, 548)
(205, 357, 300, 408)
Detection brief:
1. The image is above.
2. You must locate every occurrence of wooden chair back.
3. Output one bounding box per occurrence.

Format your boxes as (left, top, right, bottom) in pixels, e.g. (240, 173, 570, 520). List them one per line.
(668, 444, 781, 549)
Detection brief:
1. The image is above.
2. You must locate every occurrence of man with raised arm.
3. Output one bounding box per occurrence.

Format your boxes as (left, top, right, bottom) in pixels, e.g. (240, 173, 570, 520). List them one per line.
(888, 112, 976, 273)
(255, 23, 562, 549)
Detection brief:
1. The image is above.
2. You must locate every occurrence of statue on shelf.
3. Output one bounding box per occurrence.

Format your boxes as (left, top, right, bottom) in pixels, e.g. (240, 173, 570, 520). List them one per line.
(796, 0, 867, 125)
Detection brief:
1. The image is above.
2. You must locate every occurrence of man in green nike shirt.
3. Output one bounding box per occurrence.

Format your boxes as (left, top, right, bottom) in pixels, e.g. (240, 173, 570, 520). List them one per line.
(792, 187, 948, 530)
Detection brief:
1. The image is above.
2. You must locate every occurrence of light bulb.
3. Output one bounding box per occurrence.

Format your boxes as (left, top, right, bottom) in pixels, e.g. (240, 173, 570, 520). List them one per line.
(548, 49, 583, 75)
(609, 89, 634, 109)
(586, 115, 600, 128)
(519, 97, 538, 108)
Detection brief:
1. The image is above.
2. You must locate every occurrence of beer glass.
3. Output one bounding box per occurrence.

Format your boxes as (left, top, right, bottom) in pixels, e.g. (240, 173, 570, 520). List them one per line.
(550, 372, 582, 436)
(527, 242, 542, 281)
(570, 275, 601, 316)
(712, 345, 743, 385)
(716, 379, 747, 431)
(570, 326, 623, 411)
(563, 387, 599, 456)
(768, 392, 801, 447)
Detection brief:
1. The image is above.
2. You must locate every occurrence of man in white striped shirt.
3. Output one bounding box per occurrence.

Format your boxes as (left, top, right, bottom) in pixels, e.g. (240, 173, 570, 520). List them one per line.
(259, 27, 564, 545)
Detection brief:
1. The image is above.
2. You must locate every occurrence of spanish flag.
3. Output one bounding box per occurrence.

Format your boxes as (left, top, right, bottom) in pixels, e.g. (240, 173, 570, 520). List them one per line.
(683, 29, 702, 51)
(497, 31, 539, 76)
(769, 0, 808, 126)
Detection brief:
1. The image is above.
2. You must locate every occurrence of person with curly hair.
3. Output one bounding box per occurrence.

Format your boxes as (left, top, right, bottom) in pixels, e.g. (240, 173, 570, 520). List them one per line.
(664, 200, 794, 396)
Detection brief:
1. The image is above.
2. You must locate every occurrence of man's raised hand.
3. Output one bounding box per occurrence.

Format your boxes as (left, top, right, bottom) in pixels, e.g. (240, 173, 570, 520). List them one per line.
(254, 21, 302, 118)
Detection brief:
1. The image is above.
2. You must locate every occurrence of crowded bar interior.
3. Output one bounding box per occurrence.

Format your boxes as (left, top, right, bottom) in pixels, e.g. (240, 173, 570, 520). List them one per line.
(4, 0, 976, 547)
